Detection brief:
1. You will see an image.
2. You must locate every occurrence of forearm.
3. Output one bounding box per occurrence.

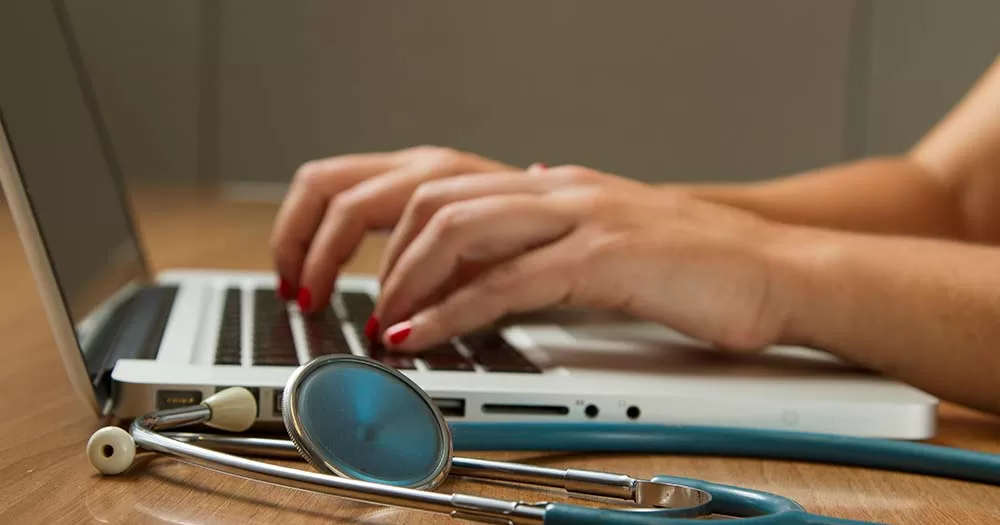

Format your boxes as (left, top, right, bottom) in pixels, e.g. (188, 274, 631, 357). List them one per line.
(775, 226, 1000, 415)
(673, 155, 966, 240)
(680, 56, 1000, 244)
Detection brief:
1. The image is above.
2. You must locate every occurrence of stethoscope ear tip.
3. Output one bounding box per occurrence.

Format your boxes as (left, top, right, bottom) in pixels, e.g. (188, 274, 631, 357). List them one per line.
(87, 426, 136, 475)
(202, 387, 258, 433)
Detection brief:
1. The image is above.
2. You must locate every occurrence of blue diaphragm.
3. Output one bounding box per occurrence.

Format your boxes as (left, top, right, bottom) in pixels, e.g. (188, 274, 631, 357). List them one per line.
(282, 355, 452, 489)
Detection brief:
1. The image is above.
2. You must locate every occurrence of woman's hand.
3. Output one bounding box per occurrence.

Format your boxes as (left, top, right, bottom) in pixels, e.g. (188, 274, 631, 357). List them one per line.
(269, 145, 517, 312)
(373, 164, 801, 353)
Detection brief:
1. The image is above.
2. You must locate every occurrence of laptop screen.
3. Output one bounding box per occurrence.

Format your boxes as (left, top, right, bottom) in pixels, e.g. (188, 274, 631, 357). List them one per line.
(0, 2, 148, 355)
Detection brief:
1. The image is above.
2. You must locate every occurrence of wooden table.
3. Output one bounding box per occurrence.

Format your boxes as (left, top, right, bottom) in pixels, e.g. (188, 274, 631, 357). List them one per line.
(2, 189, 1000, 524)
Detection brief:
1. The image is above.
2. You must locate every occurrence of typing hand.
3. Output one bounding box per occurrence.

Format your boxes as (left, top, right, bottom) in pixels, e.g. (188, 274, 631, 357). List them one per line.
(372, 164, 801, 353)
(269, 146, 515, 313)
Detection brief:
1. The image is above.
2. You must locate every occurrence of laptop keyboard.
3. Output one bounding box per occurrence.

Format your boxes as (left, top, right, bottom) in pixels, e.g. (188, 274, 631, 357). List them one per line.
(252, 289, 298, 366)
(213, 286, 541, 374)
(214, 288, 241, 365)
(301, 306, 353, 359)
(463, 330, 543, 373)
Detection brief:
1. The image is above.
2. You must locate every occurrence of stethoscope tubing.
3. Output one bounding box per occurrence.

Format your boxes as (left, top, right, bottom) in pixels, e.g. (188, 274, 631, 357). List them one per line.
(162, 419, 1000, 524)
(449, 422, 1000, 486)
(163, 430, 878, 524)
(135, 423, 546, 524)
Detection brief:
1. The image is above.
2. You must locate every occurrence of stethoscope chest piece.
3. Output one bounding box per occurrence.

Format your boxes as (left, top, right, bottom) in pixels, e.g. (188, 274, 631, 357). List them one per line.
(281, 355, 453, 490)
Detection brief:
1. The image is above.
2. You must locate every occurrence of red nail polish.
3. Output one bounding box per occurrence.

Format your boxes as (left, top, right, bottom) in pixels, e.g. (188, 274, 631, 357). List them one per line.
(386, 322, 412, 345)
(364, 315, 380, 340)
(297, 287, 312, 311)
(277, 277, 295, 300)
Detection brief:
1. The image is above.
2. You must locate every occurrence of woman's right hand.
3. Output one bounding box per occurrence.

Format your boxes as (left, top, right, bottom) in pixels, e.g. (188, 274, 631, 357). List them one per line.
(269, 145, 519, 313)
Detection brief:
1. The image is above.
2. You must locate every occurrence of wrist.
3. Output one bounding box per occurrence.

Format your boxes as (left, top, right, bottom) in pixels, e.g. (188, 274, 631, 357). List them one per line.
(759, 222, 848, 349)
(664, 182, 755, 205)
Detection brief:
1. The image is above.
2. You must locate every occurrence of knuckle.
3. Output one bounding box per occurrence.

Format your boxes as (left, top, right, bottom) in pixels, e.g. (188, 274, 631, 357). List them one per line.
(292, 160, 328, 189)
(410, 182, 447, 219)
(584, 231, 630, 261)
(420, 146, 464, 170)
(429, 202, 470, 234)
(557, 165, 598, 184)
(327, 189, 364, 219)
(566, 187, 612, 212)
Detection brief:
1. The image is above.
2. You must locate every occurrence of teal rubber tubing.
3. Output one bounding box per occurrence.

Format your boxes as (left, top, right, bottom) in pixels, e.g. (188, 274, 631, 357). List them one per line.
(542, 503, 875, 525)
(448, 422, 1000, 486)
(544, 474, 879, 523)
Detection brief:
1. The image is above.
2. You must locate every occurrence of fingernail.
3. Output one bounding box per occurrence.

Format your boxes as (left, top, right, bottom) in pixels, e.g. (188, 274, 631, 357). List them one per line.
(385, 321, 412, 345)
(528, 162, 547, 172)
(364, 315, 380, 340)
(277, 277, 295, 300)
(297, 287, 312, 311)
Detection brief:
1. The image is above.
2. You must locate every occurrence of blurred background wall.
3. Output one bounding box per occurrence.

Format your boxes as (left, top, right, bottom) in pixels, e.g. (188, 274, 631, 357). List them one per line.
(60, 0, 1000, 195)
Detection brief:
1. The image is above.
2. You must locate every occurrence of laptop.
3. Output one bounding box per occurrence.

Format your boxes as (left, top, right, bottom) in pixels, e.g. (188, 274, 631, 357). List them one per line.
(0, 0, 938, 439)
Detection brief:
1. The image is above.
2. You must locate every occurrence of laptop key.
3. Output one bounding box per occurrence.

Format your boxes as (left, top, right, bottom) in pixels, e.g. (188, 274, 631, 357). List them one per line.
(302, 307, 352, 358)
(462, 331, 541, 374)
(420, 343, 475, 372)
(340, 291, 375, 340)
(339, 291, 417, 370)
(370, 345, 416, 370)
(253, 290, 299, 367)
(214, 287, 242, 365)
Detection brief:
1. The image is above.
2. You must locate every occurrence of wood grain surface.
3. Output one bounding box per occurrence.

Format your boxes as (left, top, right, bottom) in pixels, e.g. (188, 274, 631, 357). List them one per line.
(1, 189, 1000, 524)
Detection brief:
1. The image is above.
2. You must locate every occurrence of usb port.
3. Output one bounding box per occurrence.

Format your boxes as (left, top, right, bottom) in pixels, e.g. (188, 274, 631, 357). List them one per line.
(433, 398, 465, 417)
(156, 390, 203, 410)
(273, 389, 283, 416)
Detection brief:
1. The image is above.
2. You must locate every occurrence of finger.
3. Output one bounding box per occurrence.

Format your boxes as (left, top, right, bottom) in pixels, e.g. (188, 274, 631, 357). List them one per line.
(376, 194, 577, 328)
(381, 238, 578, 351)
(296, 165, 435, 313)
(377, 171, 562, 283)
(378, 258, 495, 337)
(270, 153, 396, 294)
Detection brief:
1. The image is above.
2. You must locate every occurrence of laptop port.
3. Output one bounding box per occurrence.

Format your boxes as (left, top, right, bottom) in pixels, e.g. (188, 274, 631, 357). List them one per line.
(156, 390, 203, 410)
(215, 386, 260, 410)
(273, 389, 283, 416)
(432, 398, 466, 417)
(482, 403, 569, 416)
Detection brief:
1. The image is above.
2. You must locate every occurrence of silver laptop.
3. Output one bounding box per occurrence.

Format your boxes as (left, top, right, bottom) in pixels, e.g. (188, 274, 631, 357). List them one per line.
(0, 0, 938, 439)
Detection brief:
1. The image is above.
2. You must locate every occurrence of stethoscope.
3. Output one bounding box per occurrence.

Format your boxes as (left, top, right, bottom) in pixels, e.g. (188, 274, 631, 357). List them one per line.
(85, 354, 1000, 524)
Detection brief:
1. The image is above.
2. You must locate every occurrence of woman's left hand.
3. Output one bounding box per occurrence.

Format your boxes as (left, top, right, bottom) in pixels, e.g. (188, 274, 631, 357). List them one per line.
(373, 165, 801, 353)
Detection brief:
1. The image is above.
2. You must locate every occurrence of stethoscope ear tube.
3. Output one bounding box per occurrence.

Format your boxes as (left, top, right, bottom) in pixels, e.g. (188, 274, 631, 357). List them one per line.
(543, 504, 706, 525)
(541, 502, 875, 525)
(449, 422, 1000, 487)
(645, 476, 878, 525)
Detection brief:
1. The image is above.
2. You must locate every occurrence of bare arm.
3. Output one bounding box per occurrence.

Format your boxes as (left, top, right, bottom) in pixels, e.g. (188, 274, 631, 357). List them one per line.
(680, 54, 1000, 245)
(776, 225, 1000, 416)
(731, 55, 1000, 414)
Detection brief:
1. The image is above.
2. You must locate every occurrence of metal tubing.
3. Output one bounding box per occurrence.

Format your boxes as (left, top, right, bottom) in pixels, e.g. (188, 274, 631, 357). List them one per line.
(142, 405, 212, 431)
(450, 457, 636, 500)
(160, 432, 710, 509)
(136, 423, 545, 524)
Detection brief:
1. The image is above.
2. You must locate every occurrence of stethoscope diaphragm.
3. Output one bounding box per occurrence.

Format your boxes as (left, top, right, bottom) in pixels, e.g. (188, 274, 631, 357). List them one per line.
(281, 355, 453, 490)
